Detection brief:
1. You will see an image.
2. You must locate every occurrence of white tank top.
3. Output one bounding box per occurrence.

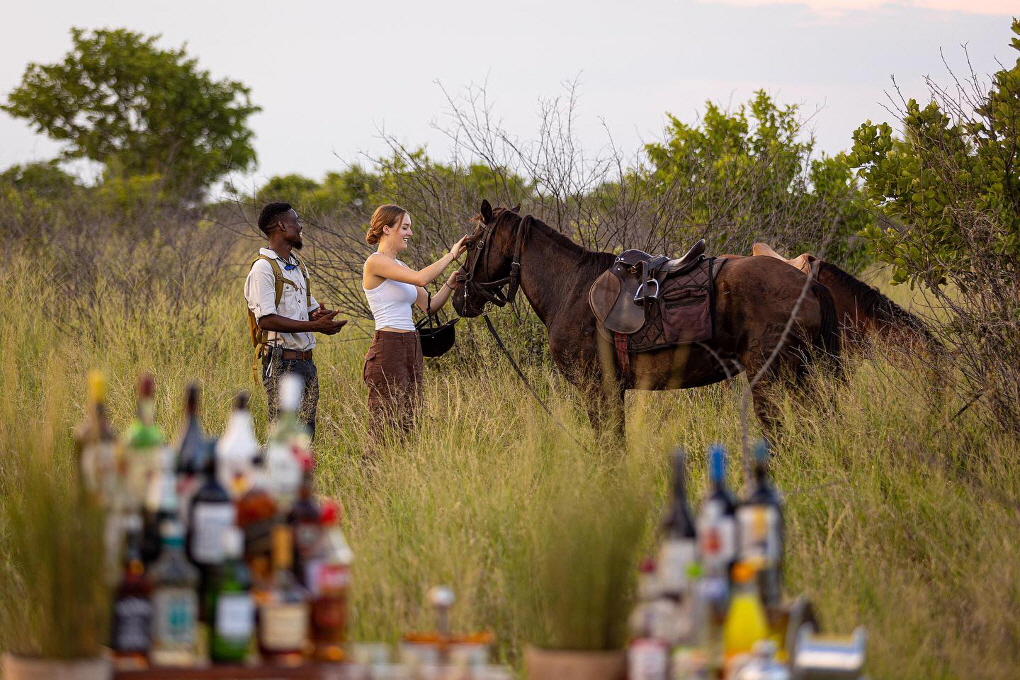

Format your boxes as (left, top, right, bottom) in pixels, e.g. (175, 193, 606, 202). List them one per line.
(364, 259, 418, 331)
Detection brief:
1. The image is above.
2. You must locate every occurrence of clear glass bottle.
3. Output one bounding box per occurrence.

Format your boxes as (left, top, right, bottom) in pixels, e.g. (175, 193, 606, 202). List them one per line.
(143, 443, 180, 565)
(215, 393, 259, 499)
(256, 524, 310, 666)
(149, 521, 201, 667)
(210, 527, 255, 663)
(75, 370, 119, 506)
(110, 513, 153, 670)
(265, 374, 309, 514)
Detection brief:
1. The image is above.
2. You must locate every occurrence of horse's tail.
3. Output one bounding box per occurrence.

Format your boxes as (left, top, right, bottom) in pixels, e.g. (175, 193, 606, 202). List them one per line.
(812, 280, 841, 363)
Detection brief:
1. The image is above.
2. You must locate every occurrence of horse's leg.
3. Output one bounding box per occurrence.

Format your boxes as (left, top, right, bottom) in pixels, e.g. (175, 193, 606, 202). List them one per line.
(593, 330, 626, 443)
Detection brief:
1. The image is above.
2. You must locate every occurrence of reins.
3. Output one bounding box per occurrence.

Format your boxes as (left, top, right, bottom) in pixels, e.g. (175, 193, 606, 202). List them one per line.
(461, 212, 592, 453)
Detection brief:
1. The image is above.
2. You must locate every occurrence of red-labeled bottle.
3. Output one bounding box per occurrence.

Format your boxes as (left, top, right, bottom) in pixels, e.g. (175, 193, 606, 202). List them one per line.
(308, 501, 353, 662)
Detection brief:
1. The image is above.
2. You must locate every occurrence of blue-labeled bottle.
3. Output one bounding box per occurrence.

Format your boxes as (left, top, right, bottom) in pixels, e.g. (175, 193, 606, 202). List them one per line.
(149, 521, 200, 667)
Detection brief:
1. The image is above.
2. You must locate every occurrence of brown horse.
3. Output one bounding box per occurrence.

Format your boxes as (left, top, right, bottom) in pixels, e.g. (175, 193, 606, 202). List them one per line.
(750, 243, 940, 354)
(452, 201, 841, 433)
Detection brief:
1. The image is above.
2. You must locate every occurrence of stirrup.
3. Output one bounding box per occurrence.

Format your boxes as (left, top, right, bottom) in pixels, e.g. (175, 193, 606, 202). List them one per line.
(633, 278, 660, 305)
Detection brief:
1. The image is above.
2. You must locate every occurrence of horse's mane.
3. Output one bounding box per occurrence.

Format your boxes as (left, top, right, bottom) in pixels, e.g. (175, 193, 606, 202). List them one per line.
(816, 260, 933, 336)
(487, 207, 615, 274)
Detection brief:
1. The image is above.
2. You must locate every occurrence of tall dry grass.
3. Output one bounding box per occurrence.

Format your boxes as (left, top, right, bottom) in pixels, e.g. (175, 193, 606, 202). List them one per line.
(1, 249, 1018, 677)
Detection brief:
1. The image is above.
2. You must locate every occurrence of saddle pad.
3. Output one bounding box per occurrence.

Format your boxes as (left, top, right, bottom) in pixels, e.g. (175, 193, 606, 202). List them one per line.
(626, 258, 718, 352)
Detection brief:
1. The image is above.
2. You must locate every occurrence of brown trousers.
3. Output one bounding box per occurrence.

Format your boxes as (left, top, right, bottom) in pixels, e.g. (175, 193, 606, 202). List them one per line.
(363, 330, 424, 444)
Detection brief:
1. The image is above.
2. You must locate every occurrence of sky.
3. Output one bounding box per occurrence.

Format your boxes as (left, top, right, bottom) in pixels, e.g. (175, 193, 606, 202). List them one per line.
(0, 0, 1014, 190)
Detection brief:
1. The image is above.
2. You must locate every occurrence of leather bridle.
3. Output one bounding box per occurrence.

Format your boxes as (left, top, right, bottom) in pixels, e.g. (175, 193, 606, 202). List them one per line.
(457, 213, 532, 308)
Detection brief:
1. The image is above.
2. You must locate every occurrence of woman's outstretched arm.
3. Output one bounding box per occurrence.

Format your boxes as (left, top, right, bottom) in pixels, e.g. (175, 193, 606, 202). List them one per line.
(365, 236, 467, 287)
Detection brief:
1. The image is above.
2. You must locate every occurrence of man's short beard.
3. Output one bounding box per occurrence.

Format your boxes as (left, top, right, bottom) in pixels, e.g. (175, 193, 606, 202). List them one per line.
(291, 238, 303, 250)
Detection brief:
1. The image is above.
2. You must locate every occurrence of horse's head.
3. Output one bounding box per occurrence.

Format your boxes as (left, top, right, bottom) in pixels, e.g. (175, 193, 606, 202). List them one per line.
(453, 199, 524, 318)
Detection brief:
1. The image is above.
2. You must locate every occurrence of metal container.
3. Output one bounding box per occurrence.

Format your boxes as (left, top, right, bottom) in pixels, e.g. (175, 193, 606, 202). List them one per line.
(791, 626, 866, 680)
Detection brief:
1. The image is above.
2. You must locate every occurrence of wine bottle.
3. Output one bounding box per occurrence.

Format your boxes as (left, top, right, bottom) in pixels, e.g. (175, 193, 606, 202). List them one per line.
(698, 443, 738, 618)
(256, 525, 310, 666)
(142, 443, 181, 565)
(210, 527, 255, 663)
(110, 513, 153, 670)
(215, 393, 259, 499)
(149, 521, 200, 667)
(175, 384, 209, 515)
(187, 439, 235, 622)
(657, 447, 698, 597)
(737, 440, 784, 610)
(236, 449, 278, 583)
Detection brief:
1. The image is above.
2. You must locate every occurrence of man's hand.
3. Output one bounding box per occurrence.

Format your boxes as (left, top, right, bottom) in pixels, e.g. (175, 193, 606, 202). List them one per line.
(310, 306, 332, 321)
(309, 310, 347, 335)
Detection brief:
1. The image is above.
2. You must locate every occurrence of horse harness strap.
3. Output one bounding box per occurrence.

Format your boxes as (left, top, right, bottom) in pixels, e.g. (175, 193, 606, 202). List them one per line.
(458, 214, 531, 308)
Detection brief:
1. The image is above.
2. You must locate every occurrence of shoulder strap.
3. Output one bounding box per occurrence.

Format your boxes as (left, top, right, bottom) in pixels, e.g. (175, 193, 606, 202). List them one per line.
(251, 254, 299, 308)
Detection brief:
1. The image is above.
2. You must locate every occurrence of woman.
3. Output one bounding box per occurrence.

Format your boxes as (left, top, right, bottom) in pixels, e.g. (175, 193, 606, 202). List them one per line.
(362, 204, 467, 442)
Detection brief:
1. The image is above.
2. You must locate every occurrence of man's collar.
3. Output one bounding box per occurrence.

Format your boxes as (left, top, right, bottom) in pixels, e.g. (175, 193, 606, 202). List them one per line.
(259, 247, 299, 266)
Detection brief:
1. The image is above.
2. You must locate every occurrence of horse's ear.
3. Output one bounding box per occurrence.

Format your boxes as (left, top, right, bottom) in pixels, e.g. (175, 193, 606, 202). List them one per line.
(510, 203, 521, 214)
(480, 200, 494, 224)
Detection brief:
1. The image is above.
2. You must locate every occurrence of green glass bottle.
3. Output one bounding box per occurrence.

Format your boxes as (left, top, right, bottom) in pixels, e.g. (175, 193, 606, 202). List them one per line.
(210, 527, 255, 663)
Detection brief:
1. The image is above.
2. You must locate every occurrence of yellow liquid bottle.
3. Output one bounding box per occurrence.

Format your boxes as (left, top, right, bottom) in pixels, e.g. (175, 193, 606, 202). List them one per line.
(722, 561, 769, 662)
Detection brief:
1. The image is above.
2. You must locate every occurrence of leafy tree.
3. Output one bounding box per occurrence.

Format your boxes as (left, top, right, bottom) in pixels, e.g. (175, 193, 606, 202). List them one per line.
(849, 19, 1020, 287)
(645, 90, 874, 269)
(0, 161, 79, 197)
(2, 28, 260, 197)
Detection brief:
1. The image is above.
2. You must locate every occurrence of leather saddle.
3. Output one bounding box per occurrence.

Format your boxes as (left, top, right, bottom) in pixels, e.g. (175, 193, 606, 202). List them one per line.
(589, 239, 707, 334)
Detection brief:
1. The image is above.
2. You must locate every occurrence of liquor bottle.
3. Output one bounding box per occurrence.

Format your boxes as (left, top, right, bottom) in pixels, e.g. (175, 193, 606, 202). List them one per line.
(75, 370, 119, 506)
(210, 527, 255, 663)
(657, 447, 699, 598)
(627, 558, 668, 680)
(150, 521, 201, 667)
(236, 450, 278, 583)
(698, 443, 739, 619)
(75, 370, 125, 584)
(308, 501, 353, 662)
(110, 514, 153, 670)
(265, 374, 309, 514)
(187, 439, 236, 621)
(257, 525, 310, 666)
(737, 440, 784, 611)
(722, 561, 769, 671)
(216, 393, 259, 499)
(289, 456, 320, 587)
(124, 374, 166, 515)
(143, 444, 180, 564)
(175, 384, 210, 516)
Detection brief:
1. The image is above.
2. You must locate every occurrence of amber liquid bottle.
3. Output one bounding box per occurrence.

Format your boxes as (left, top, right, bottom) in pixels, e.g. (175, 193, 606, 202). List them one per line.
(309, 501, 353, 662)
(236, 451, 278, 584)
(256, 525, 310, 666)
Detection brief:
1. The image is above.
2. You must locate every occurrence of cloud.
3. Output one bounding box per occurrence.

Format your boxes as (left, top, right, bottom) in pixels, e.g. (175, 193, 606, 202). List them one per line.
(698, 0, 1015, 17)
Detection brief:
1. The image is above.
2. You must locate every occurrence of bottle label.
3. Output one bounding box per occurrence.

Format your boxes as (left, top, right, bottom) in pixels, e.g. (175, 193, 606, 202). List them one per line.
(259, 602, 310, 650)
(112, 596, 153, 652)
(191, 502, 236, 563)
(697, 507, 736, 572)
(307, 563, 350, 596)
(657, 538, 697, 594)
(153, 587, 197, 646)
(295, 524, 321, 558)
(628, 639, 668, 680)
(215, 593, 255, 641)
(737, 505, 781, 564)
(80, 441, 118, 506)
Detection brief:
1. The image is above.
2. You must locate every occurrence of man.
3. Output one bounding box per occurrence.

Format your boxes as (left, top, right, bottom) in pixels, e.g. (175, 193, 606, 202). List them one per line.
(245, 202, 346, 438)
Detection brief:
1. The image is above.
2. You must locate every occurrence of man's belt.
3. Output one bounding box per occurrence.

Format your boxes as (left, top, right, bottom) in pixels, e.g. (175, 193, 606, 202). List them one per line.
(265, 348, 313, 361)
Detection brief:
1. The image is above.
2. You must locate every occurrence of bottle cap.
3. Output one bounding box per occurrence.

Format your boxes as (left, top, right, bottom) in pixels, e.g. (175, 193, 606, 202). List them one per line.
(638, 557, 656, 574)
(223, 527, 244, 558)
(87, 370, 107, 404)
(320, 500, 343, 525)
(160, 519, 184, 540)
(708, 443, 726, 482)
(753, 439, 771, 464)
(137, 373, 154, 398)
(185, 383, 200, 414)
(731, 560, 759, 583)
(279, 374, 303, 412)
(233, 392, 250, 411)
